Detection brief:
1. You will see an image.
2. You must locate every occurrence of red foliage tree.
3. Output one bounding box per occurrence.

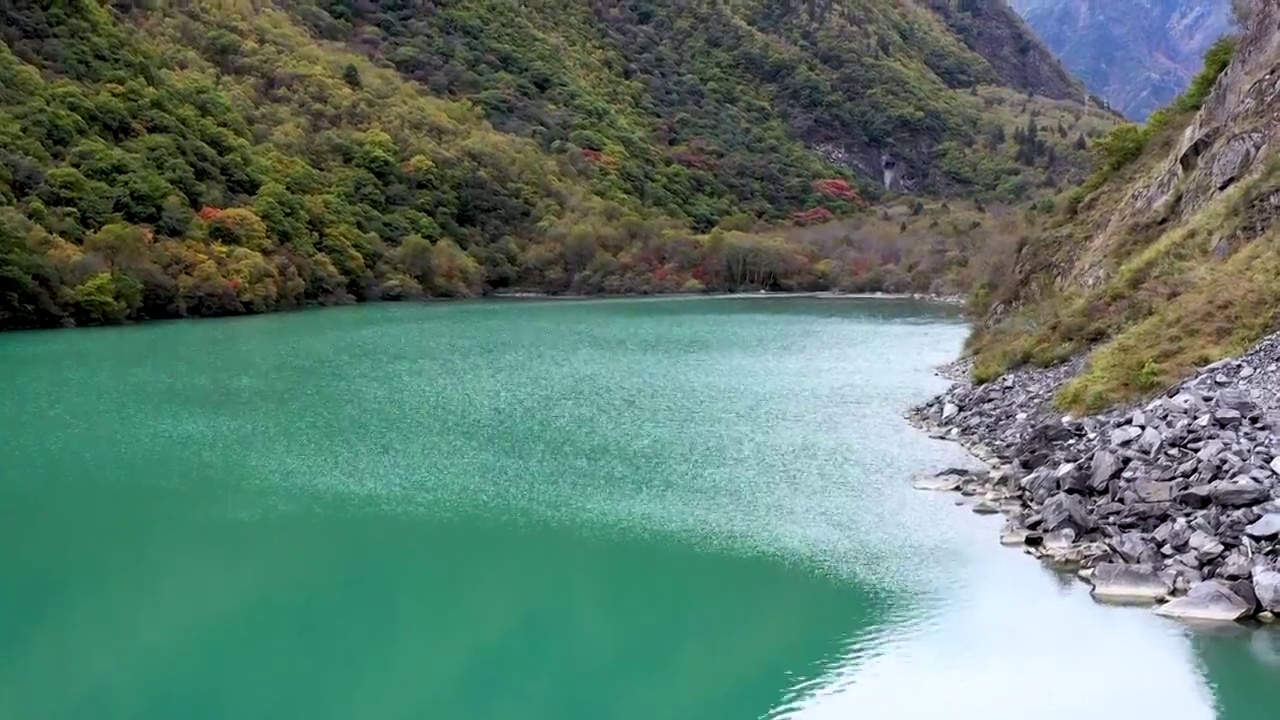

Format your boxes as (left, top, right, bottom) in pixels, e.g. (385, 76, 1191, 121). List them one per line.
(790, 207, 835, 226)
(812, 179, 865, 205)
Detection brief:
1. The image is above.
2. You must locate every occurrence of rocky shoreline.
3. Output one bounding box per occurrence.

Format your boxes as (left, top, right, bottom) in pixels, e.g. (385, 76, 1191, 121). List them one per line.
(911, 334, 1280, 623)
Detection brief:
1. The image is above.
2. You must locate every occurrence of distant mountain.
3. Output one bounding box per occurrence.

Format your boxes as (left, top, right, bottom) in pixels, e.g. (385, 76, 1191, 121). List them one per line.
(1010, 0, 1235, 120)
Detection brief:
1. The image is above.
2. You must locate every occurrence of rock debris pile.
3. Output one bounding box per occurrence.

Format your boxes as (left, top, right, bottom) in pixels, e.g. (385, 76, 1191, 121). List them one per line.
(912, 334, 1280, 623)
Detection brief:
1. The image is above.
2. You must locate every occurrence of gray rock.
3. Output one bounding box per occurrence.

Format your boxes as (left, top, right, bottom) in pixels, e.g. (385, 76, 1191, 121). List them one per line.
(1113, 533, 1156, 564)
(1254, 570, 1280, 612)
(1211, 133, 1261, 192)
(1110, 426, 1143, 446)
(1229, 579, 1260, 614)
(1154, 580, 1253, 622)
(1090, 450, 1123, 492)
(1198, 439, 1226, 462)
(942, 402, 959, 422)
(1088, 563, 1171, 603)
(1215, 408, 1244, 426)
(1137, 426, 1163, 454)
(1180, 485, 1214, 509)
(1245, 513, 1280, 539)
(1218, 388, 1256, 414)
(1217, 551, 1254, 580)
(1209, 476, 1272, 507)
(1020, 466, 1059, 503)
(1133, 480, 1174, 503)
(1189, 530, 1226, 561)
(1041, 493, 1095, 533)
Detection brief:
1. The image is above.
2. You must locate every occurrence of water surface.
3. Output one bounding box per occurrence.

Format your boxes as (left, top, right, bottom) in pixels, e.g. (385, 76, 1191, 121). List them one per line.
(2, 297, 1278, 719)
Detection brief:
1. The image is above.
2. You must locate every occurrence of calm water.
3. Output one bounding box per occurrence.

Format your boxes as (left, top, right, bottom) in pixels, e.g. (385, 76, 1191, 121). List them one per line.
(2, 297, 1279, 719)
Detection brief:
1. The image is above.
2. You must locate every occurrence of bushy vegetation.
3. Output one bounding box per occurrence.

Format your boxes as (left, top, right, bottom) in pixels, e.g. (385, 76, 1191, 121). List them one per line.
(0, 0, 1103, 330)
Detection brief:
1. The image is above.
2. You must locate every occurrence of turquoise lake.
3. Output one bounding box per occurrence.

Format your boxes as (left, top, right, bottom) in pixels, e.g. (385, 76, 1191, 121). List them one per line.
(2, 297, 1278, 719)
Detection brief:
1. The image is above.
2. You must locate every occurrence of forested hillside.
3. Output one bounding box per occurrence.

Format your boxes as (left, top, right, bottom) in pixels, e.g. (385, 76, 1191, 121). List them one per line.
(0, 0, 1109, 330)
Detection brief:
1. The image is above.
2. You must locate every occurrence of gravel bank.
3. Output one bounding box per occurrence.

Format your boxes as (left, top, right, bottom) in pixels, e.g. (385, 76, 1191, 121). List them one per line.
(911, 334, 1280, 623)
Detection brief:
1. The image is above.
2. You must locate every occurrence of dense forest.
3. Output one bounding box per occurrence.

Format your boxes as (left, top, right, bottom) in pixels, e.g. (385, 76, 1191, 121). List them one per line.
(0, 0, 1111, 330)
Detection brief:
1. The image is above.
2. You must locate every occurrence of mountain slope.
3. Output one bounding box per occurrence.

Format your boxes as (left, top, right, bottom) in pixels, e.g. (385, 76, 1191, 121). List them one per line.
(927, 0, 1087, 103)
(0, 0, 1109, 330)
(314, 0, 1104, 203)
(1010, 0, 1235, 120)
(968, 0, 1280, 410)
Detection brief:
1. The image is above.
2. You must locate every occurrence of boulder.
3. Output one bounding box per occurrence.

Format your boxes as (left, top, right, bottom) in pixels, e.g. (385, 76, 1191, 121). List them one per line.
(1041, 493, 1095, 533)
(1217, 551, 1254, 580)
(1244, 513, 1280, 539)
(1188, 530, 1226, 561)
(999, 524, 1035, 546)
(1133, 480, 1175, 503)
(1110, 426, 1143, 446)
(1229, 579, 1260, 614)
(1137, 426, 1163, 455)
(1214, 408, 1244, 426)
(942, 402, 959, 422)
(1112, 533, 1157, 564)
(1090, 450, 1123, 492)
(1020, 467, 1058, 504)
(1154, 580, 1253, 622)
(1209, 476, 1272, 507)
(1088, 563, 1172, 603)
(1180, 485, 1214, 509)
(1254, 570, 1280, 612)
(913, 475, 963, 492)
(1056, 462, 1090, 495)
(1217, 388, 1256, 414)
(1197, 439, 1226, 463)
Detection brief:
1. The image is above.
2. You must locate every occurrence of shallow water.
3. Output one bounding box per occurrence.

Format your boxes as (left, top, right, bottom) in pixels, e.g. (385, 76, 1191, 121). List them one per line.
(2, 297, 1277, 719)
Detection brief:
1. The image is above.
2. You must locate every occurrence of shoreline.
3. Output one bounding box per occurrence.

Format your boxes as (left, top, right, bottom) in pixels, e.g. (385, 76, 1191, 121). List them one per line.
(7, 291, 966, 334)
(910, 336, 1280, 624)
(490, 290, 966, 305)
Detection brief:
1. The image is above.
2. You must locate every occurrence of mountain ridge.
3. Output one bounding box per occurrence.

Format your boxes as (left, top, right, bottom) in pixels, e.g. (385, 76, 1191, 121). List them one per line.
(1010, 0, 1235, 120)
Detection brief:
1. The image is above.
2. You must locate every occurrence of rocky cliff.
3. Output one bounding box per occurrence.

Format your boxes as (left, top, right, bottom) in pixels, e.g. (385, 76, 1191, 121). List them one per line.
(970, 0, 1280, 411)
(1011, 0, 1235, 120)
